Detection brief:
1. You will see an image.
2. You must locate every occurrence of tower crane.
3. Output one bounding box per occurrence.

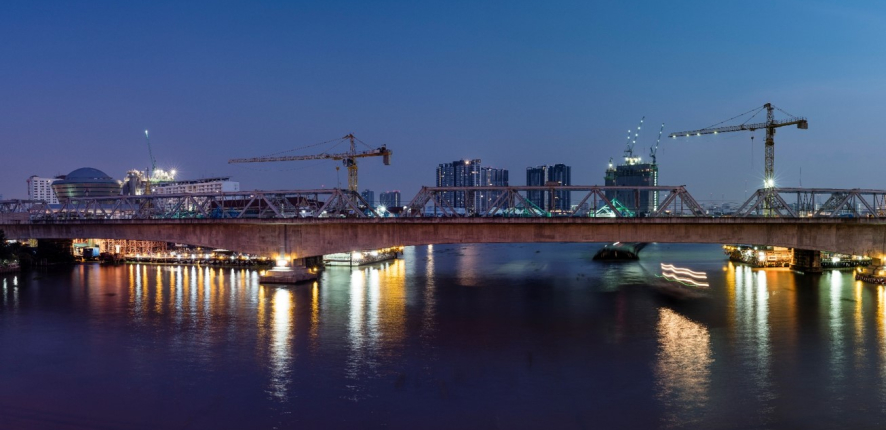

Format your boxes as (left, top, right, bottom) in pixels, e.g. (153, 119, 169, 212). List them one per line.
(668, 103, 807, 189)
(650, 122, 664, 164)
(623, 117, 644, 162)
(228, 134, 392, 192)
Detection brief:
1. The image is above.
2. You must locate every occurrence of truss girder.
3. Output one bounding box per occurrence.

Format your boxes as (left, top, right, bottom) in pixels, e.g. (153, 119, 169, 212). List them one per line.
(403, 186, 706, 218)
(0, 189, 378, 221)
(734, 188, 886, 218)
(8, 187, 886, 221)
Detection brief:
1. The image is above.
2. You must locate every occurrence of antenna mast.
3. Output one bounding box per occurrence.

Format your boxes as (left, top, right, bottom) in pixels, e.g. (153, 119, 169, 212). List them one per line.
(144, 130, 157, 195)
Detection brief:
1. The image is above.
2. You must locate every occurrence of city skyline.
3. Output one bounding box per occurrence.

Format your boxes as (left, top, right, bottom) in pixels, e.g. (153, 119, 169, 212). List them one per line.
(3, 2, 886, 203)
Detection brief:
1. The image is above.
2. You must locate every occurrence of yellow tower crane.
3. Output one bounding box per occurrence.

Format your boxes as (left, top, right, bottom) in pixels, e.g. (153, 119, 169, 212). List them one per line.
(668, 103, 807, 189)
(228, 134, 392, 192)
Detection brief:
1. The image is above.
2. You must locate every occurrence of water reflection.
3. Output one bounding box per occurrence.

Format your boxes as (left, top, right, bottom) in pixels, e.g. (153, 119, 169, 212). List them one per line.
(269, 288, 294, 401)
(829, 271, 845, 386)
(854, 281, 865, 371)
(878, 285, 886, 405)
(1, 276, 14, 310)
(422, 246, 436, 337)
(731, 265, 774, 421)
(655, 307, 712, 427)
(13, 244, 886, 427)
(310, 282, 319, 349)
(154, 266, 163, 314)
(343, 261, 408, 400)
(347, 269, 367, 387)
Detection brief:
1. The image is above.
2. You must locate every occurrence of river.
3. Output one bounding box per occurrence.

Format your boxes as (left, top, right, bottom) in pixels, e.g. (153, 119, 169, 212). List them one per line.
(0, 243, 884, 429)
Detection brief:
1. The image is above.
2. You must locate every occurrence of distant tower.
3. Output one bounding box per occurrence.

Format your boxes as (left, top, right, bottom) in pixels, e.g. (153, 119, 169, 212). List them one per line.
(436, 159, 482, 212)
(605, 157, 659, 215)
(379, 190, 401, 208)
(525, 166, 548, 209)
(548, 164, 571, 212)
(361, 189, 375, 207)
(526, 164, 570, 211)
(477, 166, 509, 213)
(27, 175, 60, 204)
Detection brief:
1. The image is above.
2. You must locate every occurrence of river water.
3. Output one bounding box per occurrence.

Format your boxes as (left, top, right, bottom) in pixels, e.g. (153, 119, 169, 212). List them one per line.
(1, 243, 884, 429)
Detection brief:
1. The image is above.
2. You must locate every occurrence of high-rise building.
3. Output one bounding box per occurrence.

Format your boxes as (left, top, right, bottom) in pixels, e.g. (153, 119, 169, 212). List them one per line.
(27, 175, 60, 204)
(477, 166, 509, 212)
(525, 164, 571, 211)
(604, 158, 658, 215)
(379, 190, 401, 208)
(436, 159, 509, 213)
(436, 159, 482, 210)
(525, 166, 548, 209)
(548, 164, 571, 212)
(361, 189, 375, 207)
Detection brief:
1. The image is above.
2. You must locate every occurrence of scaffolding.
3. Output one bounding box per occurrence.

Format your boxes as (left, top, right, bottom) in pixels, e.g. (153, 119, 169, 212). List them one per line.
(93, 239, 167, 255)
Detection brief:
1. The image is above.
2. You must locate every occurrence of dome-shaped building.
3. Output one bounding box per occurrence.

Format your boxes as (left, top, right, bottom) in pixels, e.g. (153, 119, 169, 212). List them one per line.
(52, 167, 121, 199)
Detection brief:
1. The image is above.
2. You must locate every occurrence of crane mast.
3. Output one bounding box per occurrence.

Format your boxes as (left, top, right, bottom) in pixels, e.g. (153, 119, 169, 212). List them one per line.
(650, 122, 664, 164)
(228, 134, 392, 192)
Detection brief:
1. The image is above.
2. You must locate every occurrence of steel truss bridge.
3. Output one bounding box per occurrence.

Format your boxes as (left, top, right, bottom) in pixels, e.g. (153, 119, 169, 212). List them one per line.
(2, 186, 886, 221)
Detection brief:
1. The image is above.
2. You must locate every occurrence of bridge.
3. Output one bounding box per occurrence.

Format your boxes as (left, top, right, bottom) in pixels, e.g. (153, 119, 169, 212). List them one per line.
(4, 185, 886, 220)
(3, 186, 886, 270)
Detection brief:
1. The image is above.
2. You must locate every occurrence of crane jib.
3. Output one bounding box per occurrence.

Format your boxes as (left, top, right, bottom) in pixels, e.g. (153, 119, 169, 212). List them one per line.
(225, 134, 392, 192)
(667, 117, 807, 138)
(664, 102, 807, 205)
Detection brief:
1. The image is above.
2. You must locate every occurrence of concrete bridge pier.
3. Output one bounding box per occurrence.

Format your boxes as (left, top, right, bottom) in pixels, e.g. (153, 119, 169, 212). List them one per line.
(791, 249, 822, 274)
(297, 256, 323, 270)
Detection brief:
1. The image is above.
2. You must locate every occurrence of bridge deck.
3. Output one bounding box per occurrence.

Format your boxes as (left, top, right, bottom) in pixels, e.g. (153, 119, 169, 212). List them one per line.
(3, 216, 886, 260)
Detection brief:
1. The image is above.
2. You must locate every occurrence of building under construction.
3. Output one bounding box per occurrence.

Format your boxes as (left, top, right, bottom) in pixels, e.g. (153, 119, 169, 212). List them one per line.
(604, 119, 661, 216)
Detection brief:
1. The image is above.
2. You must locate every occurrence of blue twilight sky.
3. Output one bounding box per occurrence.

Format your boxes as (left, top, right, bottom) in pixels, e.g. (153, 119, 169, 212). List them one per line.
(2, 1, 885, 204)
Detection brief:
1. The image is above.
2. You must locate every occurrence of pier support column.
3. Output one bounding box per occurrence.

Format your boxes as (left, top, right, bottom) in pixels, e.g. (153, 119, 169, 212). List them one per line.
(295, 255, 324, 270)
(790, 248, 822, 274)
